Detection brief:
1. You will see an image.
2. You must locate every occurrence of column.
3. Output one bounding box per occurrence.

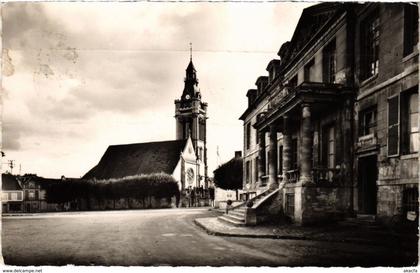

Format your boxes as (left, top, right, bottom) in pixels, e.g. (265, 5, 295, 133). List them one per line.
(282, 116, 292, 184)
(257, 130, 266, 186)
(268, 124, 279, 189)
(300, 104, 313, 184)
(343, 99, 354, 213)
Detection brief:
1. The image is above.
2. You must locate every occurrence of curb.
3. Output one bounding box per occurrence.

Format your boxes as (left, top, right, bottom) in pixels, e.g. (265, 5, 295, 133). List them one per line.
(193, 218, 418, 250)
(194, 219, 308, 240)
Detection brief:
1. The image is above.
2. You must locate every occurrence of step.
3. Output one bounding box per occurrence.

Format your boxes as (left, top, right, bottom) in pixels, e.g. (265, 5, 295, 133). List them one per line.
(218, 215, 246, 226)
(229, 210, 245, 217)
(223, 213, 245, 222)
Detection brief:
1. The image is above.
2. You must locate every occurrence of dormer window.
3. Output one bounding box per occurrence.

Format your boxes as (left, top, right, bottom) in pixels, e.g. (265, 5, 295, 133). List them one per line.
(255, 77, 268, 95)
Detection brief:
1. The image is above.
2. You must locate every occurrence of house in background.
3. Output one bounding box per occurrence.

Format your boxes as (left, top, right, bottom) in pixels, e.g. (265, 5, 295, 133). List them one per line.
(2, 173, 23, 213)
(18, 174, 62, 212)
(236, 2, 418, 226)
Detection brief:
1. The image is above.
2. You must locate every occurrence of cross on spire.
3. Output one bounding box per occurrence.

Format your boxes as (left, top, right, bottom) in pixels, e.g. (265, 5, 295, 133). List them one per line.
(189, 42, 192, 61)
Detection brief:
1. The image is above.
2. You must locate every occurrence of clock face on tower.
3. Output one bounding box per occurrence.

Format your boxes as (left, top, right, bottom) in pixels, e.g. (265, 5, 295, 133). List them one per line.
(186, 168, 194, 185)
(185, 94, 190, 100)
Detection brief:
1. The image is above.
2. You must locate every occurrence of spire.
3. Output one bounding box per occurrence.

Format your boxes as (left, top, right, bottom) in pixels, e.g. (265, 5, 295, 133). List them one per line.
(189, 42, 192, 62)
(185, 43, 197, 81)
(182, 43, 199, 100)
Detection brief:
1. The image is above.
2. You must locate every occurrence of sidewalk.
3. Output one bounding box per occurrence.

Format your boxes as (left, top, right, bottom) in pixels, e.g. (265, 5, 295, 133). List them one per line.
(195, 217, 418, 250)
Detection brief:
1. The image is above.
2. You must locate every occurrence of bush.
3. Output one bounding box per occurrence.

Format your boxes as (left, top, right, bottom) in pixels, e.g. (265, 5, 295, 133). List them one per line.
(45, 173, 180, 205)
(213, 157, 243, 191)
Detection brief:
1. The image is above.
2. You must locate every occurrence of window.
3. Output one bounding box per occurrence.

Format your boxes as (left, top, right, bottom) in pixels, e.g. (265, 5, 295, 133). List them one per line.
(266, 151, 271, 174)
(246, 161, 250, 183)
(246, 123, 251, 150)
(361, 12, 380, 80)
(183, 122, 191, 139)
(408, 93, 419, 152)
(278, 145, 283, 175)
(28, 191, 35, 200)
(359, 107, 377, 136)
(387, 96, 400, 156)
(403, 187, 419, 214)
(291, 138, 298, 170)
(11, 192, 18, 201)
(322, 125, 335, 168)
(304, 58, 315, 82)
(285, 193, 295, 216)
(256, 127, 259, 144)
(254, 158, 258, 182)
(401, 91, 419, 154)
(404, 3, 419, 56)
(199, 121, 205, 141)
(323, 39, 336, 83)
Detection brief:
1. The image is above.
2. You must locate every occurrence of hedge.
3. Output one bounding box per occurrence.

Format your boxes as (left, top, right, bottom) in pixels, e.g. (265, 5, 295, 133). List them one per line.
(45, 173, 179, 204)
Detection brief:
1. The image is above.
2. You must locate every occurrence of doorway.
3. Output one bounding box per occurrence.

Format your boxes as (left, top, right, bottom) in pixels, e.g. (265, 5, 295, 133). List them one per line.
(358, 155, 378, 214)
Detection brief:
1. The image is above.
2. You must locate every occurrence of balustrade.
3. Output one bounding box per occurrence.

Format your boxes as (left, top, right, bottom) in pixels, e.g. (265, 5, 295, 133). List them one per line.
(312, 167, 342, 184)
(285, 169, 300, 183)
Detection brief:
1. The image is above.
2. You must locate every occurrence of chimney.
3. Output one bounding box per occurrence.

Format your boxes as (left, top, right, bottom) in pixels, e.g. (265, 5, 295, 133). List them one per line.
(234, 151, 242, 158)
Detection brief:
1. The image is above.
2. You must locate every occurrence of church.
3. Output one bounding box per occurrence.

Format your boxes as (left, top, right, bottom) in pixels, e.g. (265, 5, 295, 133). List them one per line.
(84, 54, 209, 205)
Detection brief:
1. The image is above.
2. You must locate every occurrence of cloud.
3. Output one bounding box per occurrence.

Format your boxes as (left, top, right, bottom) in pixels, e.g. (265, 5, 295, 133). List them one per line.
(1, 2, 311, 177)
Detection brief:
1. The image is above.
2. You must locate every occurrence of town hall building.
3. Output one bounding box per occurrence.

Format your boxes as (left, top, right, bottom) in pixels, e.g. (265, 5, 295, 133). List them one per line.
(218, 2, 419, 227)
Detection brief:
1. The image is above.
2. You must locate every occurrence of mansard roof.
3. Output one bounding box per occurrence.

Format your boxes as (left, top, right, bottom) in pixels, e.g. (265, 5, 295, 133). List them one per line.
(246, 89, 257, 97)
(266, 59, 280, 71)
(83, 139, 187, 180)
(255, 76, 268, 86)
(280, 3, 347, 71)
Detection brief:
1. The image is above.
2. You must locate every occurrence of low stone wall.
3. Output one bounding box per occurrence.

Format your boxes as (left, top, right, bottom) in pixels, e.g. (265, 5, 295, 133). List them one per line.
(283, 184, 351, 225)
(377, 183, 418, 223)
(301, 186, 350, 225)
(255, 191, 282, 224)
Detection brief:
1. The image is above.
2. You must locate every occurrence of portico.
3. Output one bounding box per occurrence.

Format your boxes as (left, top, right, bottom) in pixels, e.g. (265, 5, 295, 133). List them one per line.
(254, 82, 354, 225)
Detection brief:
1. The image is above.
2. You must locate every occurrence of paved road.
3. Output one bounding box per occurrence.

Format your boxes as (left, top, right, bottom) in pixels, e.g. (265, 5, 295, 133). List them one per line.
(2, 208, 417, 266)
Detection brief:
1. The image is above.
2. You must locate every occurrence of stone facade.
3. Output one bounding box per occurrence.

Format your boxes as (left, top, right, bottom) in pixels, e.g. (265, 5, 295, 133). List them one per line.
(239, 3, 418, 225)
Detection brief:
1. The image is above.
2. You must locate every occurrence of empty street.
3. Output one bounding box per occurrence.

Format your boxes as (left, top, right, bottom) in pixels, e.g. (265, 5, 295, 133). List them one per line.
(2, 208, 416, 266)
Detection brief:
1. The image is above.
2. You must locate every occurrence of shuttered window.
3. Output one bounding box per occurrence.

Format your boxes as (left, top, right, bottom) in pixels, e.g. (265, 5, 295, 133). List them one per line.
(388, 96, 399, 156)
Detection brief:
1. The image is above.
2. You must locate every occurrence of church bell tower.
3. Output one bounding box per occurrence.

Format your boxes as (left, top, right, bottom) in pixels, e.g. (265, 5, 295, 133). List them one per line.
(174, 46, 208, 187)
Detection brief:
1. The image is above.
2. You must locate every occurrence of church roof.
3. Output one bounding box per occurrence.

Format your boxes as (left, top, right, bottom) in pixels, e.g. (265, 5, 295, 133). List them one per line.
(2, 173, 22, 191)
(83, 139, 187, 180)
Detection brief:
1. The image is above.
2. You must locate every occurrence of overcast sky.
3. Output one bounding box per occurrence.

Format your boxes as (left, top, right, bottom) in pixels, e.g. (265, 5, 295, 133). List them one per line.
(2, 2, 312, 178)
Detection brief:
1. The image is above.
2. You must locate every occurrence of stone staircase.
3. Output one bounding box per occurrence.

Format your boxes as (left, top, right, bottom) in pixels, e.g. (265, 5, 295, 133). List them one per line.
(218, 188, 275, 226)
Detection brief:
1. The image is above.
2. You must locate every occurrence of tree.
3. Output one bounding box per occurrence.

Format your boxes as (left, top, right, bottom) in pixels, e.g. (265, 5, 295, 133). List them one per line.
(213, 156, 243, 200)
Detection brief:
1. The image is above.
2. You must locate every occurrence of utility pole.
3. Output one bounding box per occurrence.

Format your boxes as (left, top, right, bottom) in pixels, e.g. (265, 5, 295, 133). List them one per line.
(8, 160, 14, 174)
